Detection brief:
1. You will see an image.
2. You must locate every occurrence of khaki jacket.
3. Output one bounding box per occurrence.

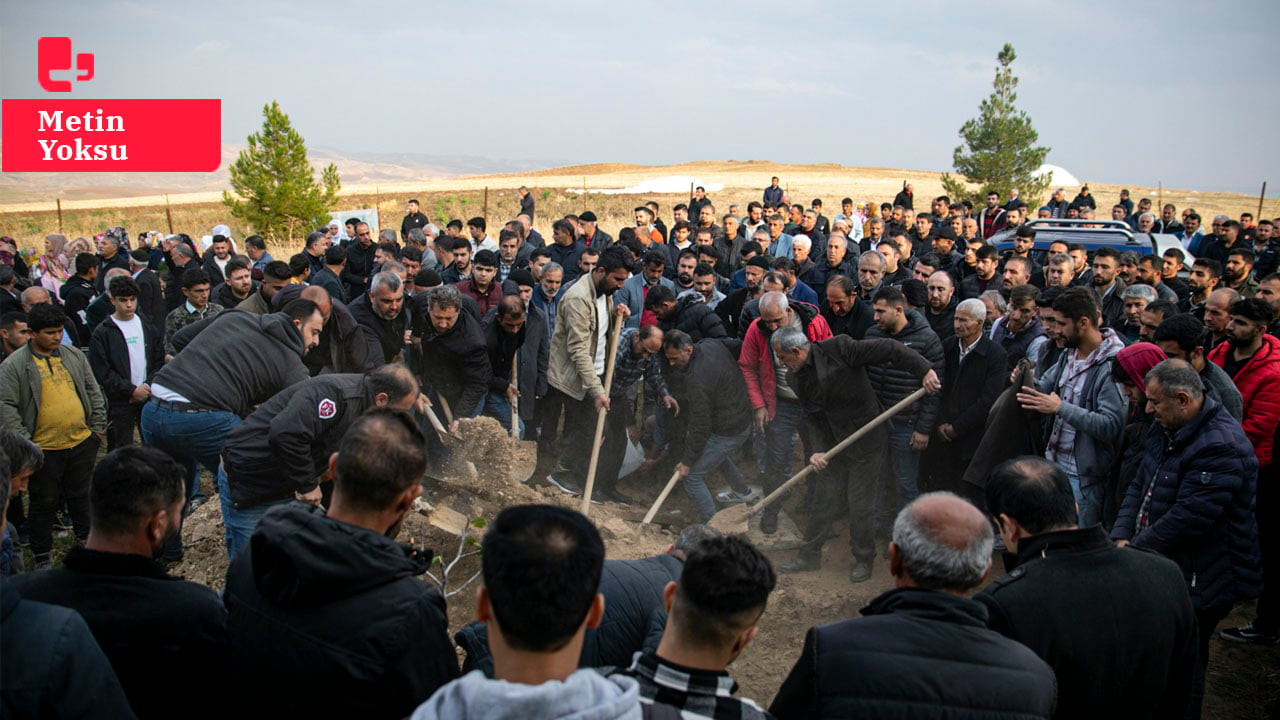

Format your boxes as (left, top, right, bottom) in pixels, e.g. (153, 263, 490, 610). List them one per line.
(0, 343, 107, 439)
(548, 275, 614, 401)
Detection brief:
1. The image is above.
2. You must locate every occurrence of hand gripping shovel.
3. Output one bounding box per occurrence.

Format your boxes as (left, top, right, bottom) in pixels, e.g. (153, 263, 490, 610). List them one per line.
(708, 387, 927, 534)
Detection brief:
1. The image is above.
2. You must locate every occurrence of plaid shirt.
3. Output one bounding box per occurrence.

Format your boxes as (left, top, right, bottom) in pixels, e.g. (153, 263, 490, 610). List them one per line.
(622, 651, 772, 720)
(612, 327, 669, 399)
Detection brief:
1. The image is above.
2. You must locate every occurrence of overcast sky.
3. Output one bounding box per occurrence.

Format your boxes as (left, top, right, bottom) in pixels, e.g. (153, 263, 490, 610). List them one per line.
(3, 0, 1277, 193)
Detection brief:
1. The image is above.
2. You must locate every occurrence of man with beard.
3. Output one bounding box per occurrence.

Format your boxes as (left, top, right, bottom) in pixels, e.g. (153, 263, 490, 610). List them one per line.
(1223, 247, 1259, 298)
(210, 259, 256, 309)
(1180, 258, 1222, 319)
(1177, 212, 1206, 255)
(546, 246, 632, 495)
(416, 284, 491, 428)
(1016, 287, 1126, 528)
(924, 271, 958, 341)
(10, 446, 229, 719)
(341, 222, 378, 301)
(645, 285, 727, 342)
(1044, 253, 1076, 289)
(718, 256, 769, 337)
(617, 250, 675, 330)
(349, 271, 410, 365)
(1134, 255, 1180, 303)
(1089, 247, 1127, 329)
(237, 260, 292, 314)
(671, 250, 698, 295)
(960, 246, 999, 300)
(1152, 313, 1243, 420)
(1000, 257, 1033, 299)
(977, 191, 1008, 240)
(740, 291, 833, 532)
(480, 297, 527, 436)
(1201, 219, 1244, 264)
(1207, 298, 1280, 471)
(225, 410, 459, 719)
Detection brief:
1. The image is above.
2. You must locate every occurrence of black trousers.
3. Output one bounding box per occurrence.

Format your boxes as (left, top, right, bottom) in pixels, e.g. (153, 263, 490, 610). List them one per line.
(596, 394, 634, 495)
(106, 404, 141, 451)
(553, 387, 600, 481)
(1190, 604, 1232, 720)
(1255, 469, 1278, 633)
(29, 435, 99, 559)
(800, 427, 886, 565)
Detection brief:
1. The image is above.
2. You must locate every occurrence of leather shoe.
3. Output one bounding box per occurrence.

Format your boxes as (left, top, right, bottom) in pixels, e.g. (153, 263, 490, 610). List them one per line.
(850, 564, 873, 583)
(779, 552, 821, 573)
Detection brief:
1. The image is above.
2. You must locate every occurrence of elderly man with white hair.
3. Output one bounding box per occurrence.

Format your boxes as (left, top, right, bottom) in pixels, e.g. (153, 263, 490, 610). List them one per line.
(920, 298, 1009, 498)
(771, 492, 1056, 718)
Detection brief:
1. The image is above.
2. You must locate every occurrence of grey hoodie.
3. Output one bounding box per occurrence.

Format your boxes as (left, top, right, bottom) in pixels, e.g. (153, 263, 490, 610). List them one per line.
(411, 669, 642, 720)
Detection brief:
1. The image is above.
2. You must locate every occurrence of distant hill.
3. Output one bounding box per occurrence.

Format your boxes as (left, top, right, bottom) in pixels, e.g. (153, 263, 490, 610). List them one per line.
(0, 145, 556, 203)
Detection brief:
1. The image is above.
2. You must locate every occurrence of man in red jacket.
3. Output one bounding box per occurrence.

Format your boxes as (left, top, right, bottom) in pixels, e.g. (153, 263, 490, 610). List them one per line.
(1208, 298, 1280, 468)
(738, 291, 832, 534)
(1210, 297, 1280, 646)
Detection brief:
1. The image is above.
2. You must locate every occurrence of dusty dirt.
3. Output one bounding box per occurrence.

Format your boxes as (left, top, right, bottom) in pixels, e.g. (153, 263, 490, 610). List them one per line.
(170, 443, 1278, 718)
(452, 416, 537, 487)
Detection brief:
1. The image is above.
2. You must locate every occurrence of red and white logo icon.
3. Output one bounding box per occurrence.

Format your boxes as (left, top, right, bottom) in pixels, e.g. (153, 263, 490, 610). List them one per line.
(318, 399, 337, 419)
(38, 37, 94, 93)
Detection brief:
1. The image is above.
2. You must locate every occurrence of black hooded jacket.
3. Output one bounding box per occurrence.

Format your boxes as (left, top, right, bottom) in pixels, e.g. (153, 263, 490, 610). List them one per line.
(659, 293, 727, 342)
(224, 504, 459, 720)
(416, 304, 491, 418)
(482, 314, 526, 394)
(348, 292, 409, 365)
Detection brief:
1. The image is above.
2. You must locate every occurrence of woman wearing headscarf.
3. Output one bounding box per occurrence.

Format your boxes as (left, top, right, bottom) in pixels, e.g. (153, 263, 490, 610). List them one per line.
(0, 237, 29, 279)
(34, 233, 71, 296)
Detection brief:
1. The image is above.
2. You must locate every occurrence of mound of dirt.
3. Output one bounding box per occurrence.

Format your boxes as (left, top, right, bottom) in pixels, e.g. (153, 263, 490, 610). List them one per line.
(453, 416, 537, 486)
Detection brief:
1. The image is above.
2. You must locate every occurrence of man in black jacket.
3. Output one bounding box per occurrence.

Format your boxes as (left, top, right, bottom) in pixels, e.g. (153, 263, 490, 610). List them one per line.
(272, 284, 374, 376)
(664, 332, 757, 522)
(771, 328, 940, 580)
(416, 284, 491, 424)
(128, 248, 166, 330)
(224, 409, 459, 720)
(140, 301, 322, 558)
(978, 456, 1197, 720)
(11, 447, 229, 720)
(219, 364, 420, 558)
(480, 296, 527, 436)
(341, 222, 378, 300)
(89, 276, 164, 450)
(401, 199, 429, 241)
(163, 242, 199, 312)
(59, 252, 97, 347)
(921, 299, 1008, 498)
(771, 492, 1056, 719)
(646, 285, 727, 342)
(95, 232, 131, 293)
(349, 271, 409, 365)
(820, 274, 873, 339)
(507, 271, 549, 436)
(199, 234, 232, 287)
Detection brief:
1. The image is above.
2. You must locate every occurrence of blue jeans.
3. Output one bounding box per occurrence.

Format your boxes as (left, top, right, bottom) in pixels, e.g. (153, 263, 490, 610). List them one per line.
(141, 401, 240, 559)
(140, 401, 240, 504)
(1068, 474, 1103, 528)
(876, 425, 922, 532)
(682, 427, 752, 522)
(218, 466, 290, 561)
(482, 392, 525, 438)
(764, 401, 804, 497)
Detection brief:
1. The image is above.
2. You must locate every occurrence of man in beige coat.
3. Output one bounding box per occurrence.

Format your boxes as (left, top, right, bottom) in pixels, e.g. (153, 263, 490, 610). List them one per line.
(546, 245, 633, 495)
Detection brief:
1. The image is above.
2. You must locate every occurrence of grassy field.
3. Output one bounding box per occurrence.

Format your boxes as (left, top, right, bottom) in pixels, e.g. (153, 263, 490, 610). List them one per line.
(2, 161, 1276, 262)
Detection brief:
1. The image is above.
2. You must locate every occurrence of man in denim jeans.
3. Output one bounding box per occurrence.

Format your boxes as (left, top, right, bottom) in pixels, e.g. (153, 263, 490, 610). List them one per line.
(664, 331, 757, 522)
(140, 299, 323, 560)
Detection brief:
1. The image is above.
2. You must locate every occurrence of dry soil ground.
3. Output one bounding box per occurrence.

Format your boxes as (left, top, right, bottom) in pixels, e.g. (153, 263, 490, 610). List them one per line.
(168, 421, 1280, 719)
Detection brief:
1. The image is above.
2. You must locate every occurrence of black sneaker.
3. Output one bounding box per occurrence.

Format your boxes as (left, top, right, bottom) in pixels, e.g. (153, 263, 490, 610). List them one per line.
(546, 472, 583, 496)
(850, 564, 873, 583)
(778, 553, 821, 573)
(1219, 621, 1280, 645)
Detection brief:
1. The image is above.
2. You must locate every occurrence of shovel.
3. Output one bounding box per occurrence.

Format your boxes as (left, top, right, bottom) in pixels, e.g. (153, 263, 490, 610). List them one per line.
(580, 320, 624, 515)
(642, 469, 683, 524)
(422, 398, 463, 449)
(709, 387, 927, 534)
(507, 355, 538, 484)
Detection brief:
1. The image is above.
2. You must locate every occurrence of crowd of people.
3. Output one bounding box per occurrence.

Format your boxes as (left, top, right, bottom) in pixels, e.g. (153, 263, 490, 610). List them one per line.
(0, 177, 1276, 718)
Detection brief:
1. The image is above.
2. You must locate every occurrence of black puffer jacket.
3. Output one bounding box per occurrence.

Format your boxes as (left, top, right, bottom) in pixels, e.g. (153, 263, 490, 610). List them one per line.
(224, 504, 459, 720)
(272, 285, 375, 375)
(667, 338, 750, 465)
(416, 305, 491, 418)
(770, 588, 1056, 719)
(661, 293, 727, 342)
(1112, 398, 1262, 610)
(151, 310, 309, 416)
(864, 310, 945, 434)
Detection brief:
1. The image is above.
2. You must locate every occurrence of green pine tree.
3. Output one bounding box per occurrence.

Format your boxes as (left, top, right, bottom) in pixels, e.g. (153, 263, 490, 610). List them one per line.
(222, 101, 340, 242)
(941, 44, 1051, 207)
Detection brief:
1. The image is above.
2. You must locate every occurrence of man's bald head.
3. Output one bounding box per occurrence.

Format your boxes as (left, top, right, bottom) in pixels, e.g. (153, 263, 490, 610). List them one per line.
(890, 492, 992, 595)
(20, 287, 50, 307)
(299, 285, 333, 321)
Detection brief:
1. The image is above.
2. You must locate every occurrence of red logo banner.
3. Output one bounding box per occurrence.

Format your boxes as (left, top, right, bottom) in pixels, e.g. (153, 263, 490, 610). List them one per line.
(2, 99, 222, 172)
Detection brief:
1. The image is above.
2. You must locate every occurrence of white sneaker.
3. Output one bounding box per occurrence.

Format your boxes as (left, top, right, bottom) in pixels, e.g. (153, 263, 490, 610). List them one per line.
(717, 487, 762, 504)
